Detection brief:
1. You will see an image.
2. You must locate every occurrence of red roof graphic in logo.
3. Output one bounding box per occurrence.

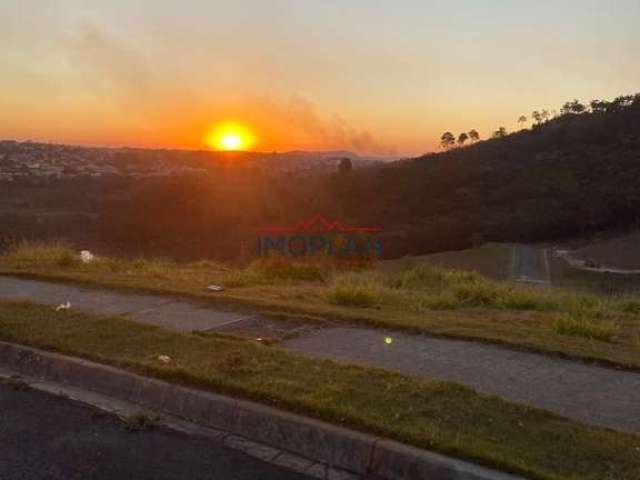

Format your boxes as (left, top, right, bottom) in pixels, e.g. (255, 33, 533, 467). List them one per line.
(257, 214, 383, 234)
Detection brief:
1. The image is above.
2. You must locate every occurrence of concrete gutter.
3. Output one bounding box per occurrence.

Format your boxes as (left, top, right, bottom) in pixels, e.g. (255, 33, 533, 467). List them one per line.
(0, 341, 525, 480)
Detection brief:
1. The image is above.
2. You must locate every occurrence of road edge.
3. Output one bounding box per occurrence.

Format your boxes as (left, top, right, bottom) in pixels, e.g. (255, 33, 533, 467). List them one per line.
(0, 340, 524, 480)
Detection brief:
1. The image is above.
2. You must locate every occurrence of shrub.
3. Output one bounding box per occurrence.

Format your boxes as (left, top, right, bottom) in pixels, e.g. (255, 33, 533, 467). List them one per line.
(565, 295, 608, 319)
(188, 260, 227, 271)
(453, 282, 500, 307)
(56, 250, 78, 267)
(418, 294, 459, 310)
(619, 299, 640, 314)
(221, 257, 329, 287)
(552, 315, 619, 342)
(127, 259, 178, 278)
(497, 288, 558, 311)
(95, 257, 128, 273)
(250, 256, 326, 282)
(326, 273, 382, 307)
(5, 242, 79, 269)
(383, 266, 447, 290)
(383, 265, 481, 291)
(326, 284, 378, 307)
(222, 269, 266, 288)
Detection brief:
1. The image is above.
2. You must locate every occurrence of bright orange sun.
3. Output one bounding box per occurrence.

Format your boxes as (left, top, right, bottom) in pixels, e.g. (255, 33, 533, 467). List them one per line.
(206, 122, 255, 151)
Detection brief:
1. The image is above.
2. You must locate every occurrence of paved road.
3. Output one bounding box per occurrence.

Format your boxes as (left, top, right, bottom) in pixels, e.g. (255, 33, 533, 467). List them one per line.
(0, 382, 313, 480)
(510, 244, 550, 285)
(2, 275, 640, 433)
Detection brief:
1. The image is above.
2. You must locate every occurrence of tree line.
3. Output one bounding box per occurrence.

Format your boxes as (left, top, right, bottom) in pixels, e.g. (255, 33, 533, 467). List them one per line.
(440, 92, 640, 150)
(439, 129, 480, 149)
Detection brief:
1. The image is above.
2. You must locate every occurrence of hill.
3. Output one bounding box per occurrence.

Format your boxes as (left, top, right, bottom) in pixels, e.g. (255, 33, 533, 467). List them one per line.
(332, 93, 640, 256)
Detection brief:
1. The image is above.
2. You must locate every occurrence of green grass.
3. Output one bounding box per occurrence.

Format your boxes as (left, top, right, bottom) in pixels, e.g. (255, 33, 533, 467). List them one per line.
(1, 243, 639, 370)
(0, 300, 639, 480)
(380, 243, 515, 281)
(325, 273, 381, 307)
(326, 266, 618, 318)
(553, 315, 620, 342)
(4, 242, 80, 269)
(222, 257, 327, 287)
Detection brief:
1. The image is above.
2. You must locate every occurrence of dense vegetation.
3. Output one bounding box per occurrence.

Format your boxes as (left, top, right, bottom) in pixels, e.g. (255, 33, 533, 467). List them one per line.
(350, 92, 640, 255)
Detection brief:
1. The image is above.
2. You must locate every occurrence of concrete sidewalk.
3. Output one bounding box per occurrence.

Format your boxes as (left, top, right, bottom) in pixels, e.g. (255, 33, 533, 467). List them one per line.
(2, 275, 639, 433)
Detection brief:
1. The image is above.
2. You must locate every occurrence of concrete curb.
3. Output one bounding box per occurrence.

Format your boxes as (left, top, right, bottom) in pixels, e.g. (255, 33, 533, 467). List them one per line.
(0, 341, 524, 480)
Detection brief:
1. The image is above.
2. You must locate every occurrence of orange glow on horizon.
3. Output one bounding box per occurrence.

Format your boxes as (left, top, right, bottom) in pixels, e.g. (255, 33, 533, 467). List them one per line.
(206, 122, 256, 151)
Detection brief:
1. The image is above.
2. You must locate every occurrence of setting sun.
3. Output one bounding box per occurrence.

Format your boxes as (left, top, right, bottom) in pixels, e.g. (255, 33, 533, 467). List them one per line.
(206, 122, 255, 151)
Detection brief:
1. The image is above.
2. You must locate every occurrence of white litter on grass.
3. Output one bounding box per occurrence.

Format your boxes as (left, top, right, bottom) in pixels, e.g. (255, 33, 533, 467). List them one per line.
(158, 355, 172, 364)
(55, 302, 71, 311)
(80, 250, 95, 263)
(206, 284, 225, 292)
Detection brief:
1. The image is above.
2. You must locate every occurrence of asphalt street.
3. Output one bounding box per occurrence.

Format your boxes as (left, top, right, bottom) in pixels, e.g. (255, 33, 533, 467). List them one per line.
(0, 381, 313, 480)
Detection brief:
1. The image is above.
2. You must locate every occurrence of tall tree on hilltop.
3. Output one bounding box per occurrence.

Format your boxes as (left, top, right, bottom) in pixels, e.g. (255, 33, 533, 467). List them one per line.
(518, 115, 527, 129)
(610, 95, 635, 111)
(468, 129, 480, 142)
(532, 110, 543, 125)
(590, 99, 609, 113)
(541, 110, 550, 122)
(561, 99, 586, 115)
(440, 132, 456, 149)
(492, 127, 508, 138)
(457, 132, 469, 146)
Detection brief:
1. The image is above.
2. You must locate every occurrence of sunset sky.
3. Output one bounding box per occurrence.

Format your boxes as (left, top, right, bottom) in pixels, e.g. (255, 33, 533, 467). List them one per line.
(2, 1, 639, 156)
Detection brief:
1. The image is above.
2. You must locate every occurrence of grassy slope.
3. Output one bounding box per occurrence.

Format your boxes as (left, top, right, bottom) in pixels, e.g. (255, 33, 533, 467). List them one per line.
(1, 300, 639, 480)
(573, 232, 640, 270)
(380, 243, 515, 280)
(357, 102, 640, 257)
(1, 244, 639, 370)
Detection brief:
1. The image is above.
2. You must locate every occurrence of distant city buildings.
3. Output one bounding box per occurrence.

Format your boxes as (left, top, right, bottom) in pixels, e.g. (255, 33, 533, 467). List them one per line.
(0, 140, 384, 182)
(0, 141, 206, 182)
